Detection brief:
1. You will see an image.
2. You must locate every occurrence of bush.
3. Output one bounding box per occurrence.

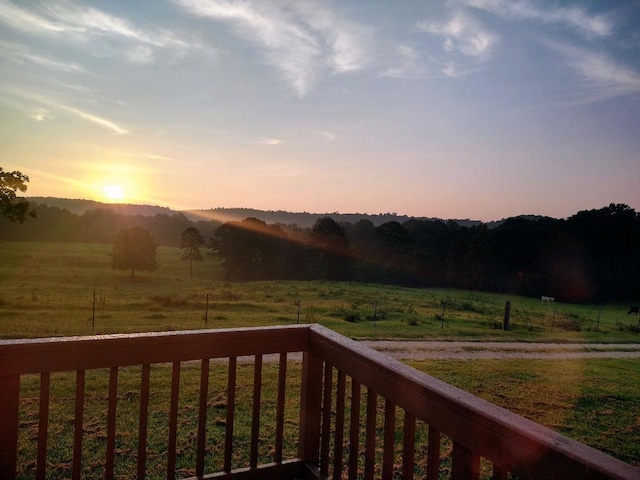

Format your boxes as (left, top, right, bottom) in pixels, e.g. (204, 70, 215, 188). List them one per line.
(344, 311, 361, 323)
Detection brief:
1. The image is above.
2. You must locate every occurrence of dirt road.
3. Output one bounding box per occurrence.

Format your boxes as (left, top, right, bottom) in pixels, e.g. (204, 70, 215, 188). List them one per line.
(359, 341, 640, 361)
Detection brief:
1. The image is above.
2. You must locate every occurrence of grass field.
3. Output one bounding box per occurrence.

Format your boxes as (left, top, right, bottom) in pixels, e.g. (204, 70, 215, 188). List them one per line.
(2, 241, 639, 474)
(1, 241, 638, 341)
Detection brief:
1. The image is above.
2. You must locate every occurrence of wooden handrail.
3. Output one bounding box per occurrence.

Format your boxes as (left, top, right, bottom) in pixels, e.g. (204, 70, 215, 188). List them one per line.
(1, 324, 638, 480)
(308, 324, 639, 480)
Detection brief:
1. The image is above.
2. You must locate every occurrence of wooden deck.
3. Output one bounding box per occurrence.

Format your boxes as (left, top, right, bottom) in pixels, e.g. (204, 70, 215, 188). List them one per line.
(1, 324, 638, 479)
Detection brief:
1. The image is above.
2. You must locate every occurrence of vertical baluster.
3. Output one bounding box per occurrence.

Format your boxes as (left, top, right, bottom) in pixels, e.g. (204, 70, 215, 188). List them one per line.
(275, 353, 287, 464)
(167, 362, 181, 480)
(426, 426, 441, 480)
(250, 354, 263, 469)
(0, 374, 20, 480)
(224, 357, 237, 473)
(196, 359, 210, 478)
(36, 372, 50, 480)
(320, 363, 333, 476)
(298, 352, 323, 465)
(72, 370, 85, 480)
(105, 367, 118, 479)
(364, 389, 377, 480)
(332, 371, 346, 480)
(452, 441, 480, 480)
(137, 364, 150, 480)
(382, 399, 395, 480)
(347, 379, 360, 480)
(402, 412, 416, 480)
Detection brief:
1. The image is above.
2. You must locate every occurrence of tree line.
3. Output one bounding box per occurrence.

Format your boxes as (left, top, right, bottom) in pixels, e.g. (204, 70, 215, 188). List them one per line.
(1, 197, 639, 303)
(209, 205, 640, 303)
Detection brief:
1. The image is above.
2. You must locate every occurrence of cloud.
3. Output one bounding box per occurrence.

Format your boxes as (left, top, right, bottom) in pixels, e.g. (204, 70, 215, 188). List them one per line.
(259, 138, 283, 146)
(0, 41, 87, 73)
(379, 45, 431, 80)
(59, 104, 129, 134)
(127, 45, 155, 64)
(1, 84, 129, 134)
(417, 12, 498, 59)
(30, 107, 51, 122)
(318, 130, 336, 141)
(0, 0, 66, 33)
(173, 0, 371, 96)
(0, 0, 202, 64)
(463, 0, 612, 38)
(543, 40, 640, 103)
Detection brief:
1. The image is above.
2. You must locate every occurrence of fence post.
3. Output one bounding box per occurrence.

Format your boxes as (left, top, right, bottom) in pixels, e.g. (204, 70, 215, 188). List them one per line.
(503, 301, 511, 330)
(298, 350, 323, 465)
(0, 374, 20, 480)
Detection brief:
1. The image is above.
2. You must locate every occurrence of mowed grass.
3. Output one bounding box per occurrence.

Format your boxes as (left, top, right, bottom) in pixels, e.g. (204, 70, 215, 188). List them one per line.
(14, 358, 640, 479)
(2, 241, 640, 474)
(1, 241, 638, 341)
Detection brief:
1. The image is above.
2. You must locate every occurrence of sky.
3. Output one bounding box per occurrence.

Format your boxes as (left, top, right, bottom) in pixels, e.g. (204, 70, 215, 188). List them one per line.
(1, 0, 639, 222)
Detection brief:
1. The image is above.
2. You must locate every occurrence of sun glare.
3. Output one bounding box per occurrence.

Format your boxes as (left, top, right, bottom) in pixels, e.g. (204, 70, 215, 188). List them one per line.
(103, 185, 125, 201)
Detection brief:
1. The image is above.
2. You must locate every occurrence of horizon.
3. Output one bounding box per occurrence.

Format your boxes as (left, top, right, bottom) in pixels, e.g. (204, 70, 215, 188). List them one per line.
(29, 195, 620, 224)
(2, 1, 640, 223)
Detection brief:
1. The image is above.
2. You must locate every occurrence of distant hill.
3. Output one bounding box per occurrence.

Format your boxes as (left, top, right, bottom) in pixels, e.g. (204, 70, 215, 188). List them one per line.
(180, 207, 471, 228)
(28, 197, 175, 217)
(29, 197, 552, 228)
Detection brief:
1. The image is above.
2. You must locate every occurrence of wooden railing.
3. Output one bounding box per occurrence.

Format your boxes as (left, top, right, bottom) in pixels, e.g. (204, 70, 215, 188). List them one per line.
(1, 324, 638, 480)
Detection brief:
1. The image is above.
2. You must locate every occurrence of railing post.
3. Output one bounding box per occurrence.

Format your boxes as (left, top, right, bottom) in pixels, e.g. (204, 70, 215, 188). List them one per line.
(0, 374, 20, 480)
(452, 441, 480, 480)
(298, 350, 323, 465)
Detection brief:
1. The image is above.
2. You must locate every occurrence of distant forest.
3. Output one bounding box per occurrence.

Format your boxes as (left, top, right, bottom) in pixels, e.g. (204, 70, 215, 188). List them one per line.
(1, 200, 639, 303)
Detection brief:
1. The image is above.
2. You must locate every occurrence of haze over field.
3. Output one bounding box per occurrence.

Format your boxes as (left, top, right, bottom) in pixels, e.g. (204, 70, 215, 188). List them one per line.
(1, 0, 639, 221)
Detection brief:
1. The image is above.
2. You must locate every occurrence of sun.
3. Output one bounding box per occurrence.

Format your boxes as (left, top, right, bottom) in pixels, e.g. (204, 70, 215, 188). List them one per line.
(102, 184, 125, 201)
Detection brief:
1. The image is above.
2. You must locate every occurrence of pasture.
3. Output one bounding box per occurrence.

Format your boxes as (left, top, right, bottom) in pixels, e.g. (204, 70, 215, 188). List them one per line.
(0, 241, 638, 341)
(1, 241, 639, 474)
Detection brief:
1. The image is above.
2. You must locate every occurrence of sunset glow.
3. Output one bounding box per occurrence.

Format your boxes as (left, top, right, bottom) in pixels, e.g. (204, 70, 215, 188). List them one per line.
(1, 1, 639, 221)
(102, 185, 125, 202)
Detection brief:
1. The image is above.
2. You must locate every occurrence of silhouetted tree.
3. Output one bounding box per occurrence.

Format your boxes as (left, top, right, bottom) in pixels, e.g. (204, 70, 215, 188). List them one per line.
(211, 218, 286, 280)
(309, 217, 351, 280)
(181, 227, 204, 278)
(0, 167, 35, 223)
(111, 227, 158, 277)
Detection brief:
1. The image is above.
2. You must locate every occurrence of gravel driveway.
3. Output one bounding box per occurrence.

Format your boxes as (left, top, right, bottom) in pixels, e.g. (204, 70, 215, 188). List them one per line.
(360, 341, 640, 361)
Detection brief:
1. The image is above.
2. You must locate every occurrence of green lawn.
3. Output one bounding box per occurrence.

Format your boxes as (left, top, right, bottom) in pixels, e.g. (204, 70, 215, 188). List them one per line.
(2, 241, 639, 474)
(1, 241, 638, 341)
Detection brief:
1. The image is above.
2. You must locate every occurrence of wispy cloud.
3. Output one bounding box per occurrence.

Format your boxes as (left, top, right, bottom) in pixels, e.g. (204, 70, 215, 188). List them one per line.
(1, 84, 129, 134)
(463, 0, 612, 38)
(542, 39, 640, 103)
(173, 0, 371, 96)
(0, 41, 86, 73)
(0, 0, 66, 33)
(318, 130, 336, 141)
(417, 12, 498, 59)
(30, 107, 51, 122)
(0, 0, 203, 64)
(258, 137, 283, 146)
(59, 104, 129, 135)
(379, 45, 431, 80)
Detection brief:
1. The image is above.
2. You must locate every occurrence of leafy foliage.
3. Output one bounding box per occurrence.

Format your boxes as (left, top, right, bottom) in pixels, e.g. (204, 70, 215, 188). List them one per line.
(110, 227, 158, 277)
(1, 201, 639, 302)
(180, 227, 204, 277)
(0, 167, 35, 223)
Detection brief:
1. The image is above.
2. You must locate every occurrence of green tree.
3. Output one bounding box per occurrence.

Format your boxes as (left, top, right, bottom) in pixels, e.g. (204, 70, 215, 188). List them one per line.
(180, 226, 204, 278)
(0, 167, 36, 223)
(309, 216, 351, 280)
(211, 218, 286, 280)
(111, 227, 158, 277)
